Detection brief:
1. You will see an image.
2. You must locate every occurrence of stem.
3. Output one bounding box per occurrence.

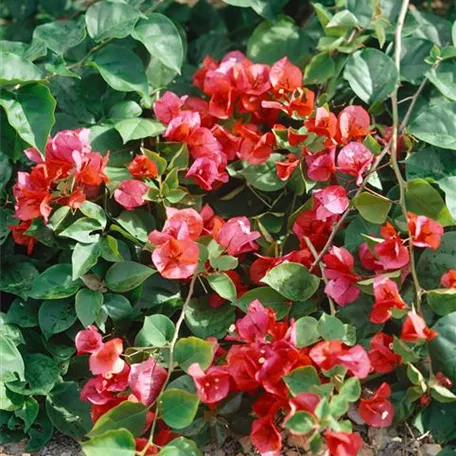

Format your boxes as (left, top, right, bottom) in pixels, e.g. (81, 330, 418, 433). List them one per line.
(139, 274, 198, 456)
(390, 0, 422, 313)
(304, 236, 336, 315)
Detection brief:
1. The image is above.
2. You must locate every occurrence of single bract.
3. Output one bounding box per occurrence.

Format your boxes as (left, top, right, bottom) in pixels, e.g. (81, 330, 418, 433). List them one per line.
(1, 0, 456, 455)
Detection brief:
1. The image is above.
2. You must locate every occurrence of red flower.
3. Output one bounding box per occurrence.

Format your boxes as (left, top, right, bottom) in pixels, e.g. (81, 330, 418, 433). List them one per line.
(75, 326, 103, 355)
(114, 180, 149, 210)
(251, 415, 282, 456)
(216, 216, 260, 256)
(337, 105, 370, 143)
(9, 221, 36, 255)
(284, 392, 320, 426)
(401, 312, 438, 342)
(269, 57, 302, 92)
(368, 333, 401, 374)
(200, 204, 224, 238)
(164, 111, 200, 142)
(359, 242, 383, 272)
(359, 382, 394, 428)
(128, 155, 158, 179)
(128, 358, 167, 406)
(152, 237, 199, 280)
(325, 430, 363, 456)
(74, 151, 109, 186)
(185, 156, 226, 190)
(441, 269, 456, 288)
(305, 147, 336, 182)
(370, 276, 407, 324)
(407, 212, 443, 250)
(292, 209, 334, 251)
(226, 343, 262, 391)
(337, 142, 373, 185)
(313, 185, 349, 221)
(188, 363, 230, 404)
(323, 246, 360, 307)
(276, 154, 300, 181)
(234, 299, 270, 343)
(239, 130, 276, 165)
(89, 338, 125, 376)
(305, 107, 338, 147)
(374, 223, 409, 270)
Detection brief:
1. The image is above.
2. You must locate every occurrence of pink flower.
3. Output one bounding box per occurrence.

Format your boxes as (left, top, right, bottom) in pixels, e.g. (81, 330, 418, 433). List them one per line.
(152, 237, 199, 279)
(306, 147, 336, 182)
(337, 106, 370, 143)
(89, 338, 125, 376)
(337, 142, 373, 185)
(234, 300, 270, 343)
(128, 358, 167, 406)
(313, 185, 349, 220)
(216, 216, 261, 256)
(323, 246, 360, 306)
(188, 363, 230, 404)
(114, 180, 149, 210)
(75, 326, 103, 355)
(374, 237, 409, 270)
(407, 212, 443, 250)
(186, 156, 225, 190)
(269, 57, 302, 92)
(153, 91, 183, 124)
(164, 111, 201, 142)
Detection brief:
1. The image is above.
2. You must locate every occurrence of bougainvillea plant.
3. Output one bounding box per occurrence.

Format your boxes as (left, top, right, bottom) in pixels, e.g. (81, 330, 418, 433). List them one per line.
(1, 0, 456, 455)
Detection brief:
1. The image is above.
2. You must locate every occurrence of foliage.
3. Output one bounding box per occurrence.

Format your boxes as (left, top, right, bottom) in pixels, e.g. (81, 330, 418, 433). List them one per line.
(1, 0, 456, 455)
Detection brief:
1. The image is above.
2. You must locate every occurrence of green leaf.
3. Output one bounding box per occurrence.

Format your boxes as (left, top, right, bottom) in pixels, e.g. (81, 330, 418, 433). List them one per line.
(0, 52, 43, 85)
(134, 315, 175, 347)
(241, 153, 288, 192)
(103, 293, 132, 322)
(326, 10, 358, 36)
(89, 401, 148, 438)
(285, 410, 316, 434)
(59, 217, 101, 243)
(116, 209, 155, 243)
(247, 15, 310, 64)
(418, 232, 456, 289)
(393, 336, 420, 364)
(0, 261, 39, 299)
(261, 262, 320, 301)
(81, 429, 136, 456)
(339, 377, 361, 402)
(5, 298, 39, 328)
(158, 437, 202, 456)
(304, 52, 336, 84)
(407, 363, 425, 386)
(317, 314, 345, 341)
(343, 48, 398, 104)
(430, 311, 456, 382)
(400, 38, 433, 85)
(91, 45, 149, 102)
(7, 353, 59, 396)
(174, 337, 214, 372)
(405, 178, 454, 226)
(31, 264, 81, 299)
(430, 384, 456, 403)
(109, 100, 142, 119)
(15, 397, 39, 432)
(426, 61, 456, 102)
(294, 316, 320, 347)
(72, 242, 101, 280)
(26, 408, 54, 452)
(354, 192, 392, 224)
(0, 83, 56, 153)
(45, 382, 91, 439)
(80, 201, 107, 229)
(236, 286, 290, 318)
(284, 366, 321, 395)
(0, 334, 24, 382)
(105, 261, 155, 292)
(132, 14, 184, 74)
(39, 299, 77, 340)
(427, 289, 456, 316)
(85, 0, 142, 42)
(159, 389, 199, 429)
(408, 102, 456, 150)
(115, 118, 165, 144)
(185, 300, 235, 339)
(33, 19, 86, 54)
(207, 273, 237, 302)
(75, 288, 103, 327)
(209, 255, 238, 272)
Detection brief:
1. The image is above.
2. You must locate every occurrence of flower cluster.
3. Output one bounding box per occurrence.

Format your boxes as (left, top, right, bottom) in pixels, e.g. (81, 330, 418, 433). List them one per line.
(9, 129, 108, 253)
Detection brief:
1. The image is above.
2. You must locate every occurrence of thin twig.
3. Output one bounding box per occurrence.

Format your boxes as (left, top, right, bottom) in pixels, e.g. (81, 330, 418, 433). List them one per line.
(304, 236, 336, 315)
(139, 274, 198, 456)
(390, 0, 423, 314)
